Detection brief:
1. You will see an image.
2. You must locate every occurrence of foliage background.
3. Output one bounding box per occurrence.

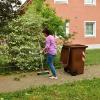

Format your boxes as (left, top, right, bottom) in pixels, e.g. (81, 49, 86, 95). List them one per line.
(0, 0, 65, 71)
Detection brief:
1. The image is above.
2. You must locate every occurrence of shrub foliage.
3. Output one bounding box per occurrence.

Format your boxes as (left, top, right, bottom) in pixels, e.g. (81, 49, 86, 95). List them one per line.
(0, 0, 65, 71)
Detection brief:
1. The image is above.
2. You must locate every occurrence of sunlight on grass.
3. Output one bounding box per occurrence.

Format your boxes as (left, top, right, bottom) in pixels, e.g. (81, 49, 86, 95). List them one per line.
(0, 78, 100, 100)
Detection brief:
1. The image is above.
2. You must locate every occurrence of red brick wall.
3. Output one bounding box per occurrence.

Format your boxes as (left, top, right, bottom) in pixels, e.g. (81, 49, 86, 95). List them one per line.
(46, 0, 100, 45)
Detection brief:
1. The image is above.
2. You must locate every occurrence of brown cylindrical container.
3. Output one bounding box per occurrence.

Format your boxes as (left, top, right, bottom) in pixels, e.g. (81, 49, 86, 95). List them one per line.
(60, 44, 88, 76)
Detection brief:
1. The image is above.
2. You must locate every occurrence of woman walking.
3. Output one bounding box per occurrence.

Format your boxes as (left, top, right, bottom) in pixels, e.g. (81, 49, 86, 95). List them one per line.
(43, 28, 58, 79)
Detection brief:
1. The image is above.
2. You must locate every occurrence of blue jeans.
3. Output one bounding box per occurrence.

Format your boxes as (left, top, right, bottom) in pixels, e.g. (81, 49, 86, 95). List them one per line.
(47, 54, 57, 77)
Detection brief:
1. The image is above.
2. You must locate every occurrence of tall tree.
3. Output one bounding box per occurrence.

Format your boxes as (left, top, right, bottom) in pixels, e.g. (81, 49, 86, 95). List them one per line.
(0, 0, 21, 26)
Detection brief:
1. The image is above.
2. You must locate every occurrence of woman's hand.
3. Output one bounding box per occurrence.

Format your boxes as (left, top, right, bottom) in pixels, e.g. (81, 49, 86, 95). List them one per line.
(41, 48, 48, 54)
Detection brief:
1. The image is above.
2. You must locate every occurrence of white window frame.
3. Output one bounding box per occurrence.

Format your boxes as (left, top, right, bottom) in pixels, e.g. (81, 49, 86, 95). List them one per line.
(84, 0, 96, 5)
(65, 22, 70, 35)
(84, 21, 96, 37)
(54, 0, 68, 4)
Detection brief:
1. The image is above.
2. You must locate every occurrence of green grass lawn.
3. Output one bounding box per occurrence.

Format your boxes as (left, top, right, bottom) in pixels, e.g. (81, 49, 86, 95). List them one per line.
(0, 78, 100, 100)
(85, 49, 100, 66)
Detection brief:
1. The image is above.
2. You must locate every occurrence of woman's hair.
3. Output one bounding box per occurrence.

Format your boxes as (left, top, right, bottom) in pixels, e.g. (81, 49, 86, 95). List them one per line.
(42, 28, 53, 36)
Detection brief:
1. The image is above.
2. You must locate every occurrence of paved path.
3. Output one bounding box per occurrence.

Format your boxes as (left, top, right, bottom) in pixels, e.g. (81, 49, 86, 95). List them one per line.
(0, 65, 100, 93)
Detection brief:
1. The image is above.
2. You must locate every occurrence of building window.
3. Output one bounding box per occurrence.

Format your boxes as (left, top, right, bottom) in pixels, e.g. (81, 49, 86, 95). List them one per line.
(54, 0, 68, 4)
(84, 0, 96, 5)
(84, 21, 96, 37)
(65, 22, 69, 35)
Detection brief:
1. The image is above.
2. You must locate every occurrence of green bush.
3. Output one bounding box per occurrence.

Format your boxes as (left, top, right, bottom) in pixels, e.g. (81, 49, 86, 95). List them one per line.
(0, 45, 10, 67)
(0, 0, 65, 71)
(33, 0, 65, 36)
(7, 10, 44, 70)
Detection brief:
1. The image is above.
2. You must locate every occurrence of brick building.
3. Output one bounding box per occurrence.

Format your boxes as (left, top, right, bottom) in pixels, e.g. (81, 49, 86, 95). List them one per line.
(46, 0, 100, 48)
